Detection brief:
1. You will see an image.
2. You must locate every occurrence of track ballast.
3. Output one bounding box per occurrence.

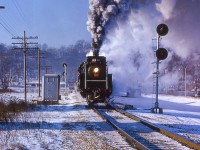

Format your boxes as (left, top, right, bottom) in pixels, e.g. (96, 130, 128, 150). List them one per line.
(89, 101, 199, 150)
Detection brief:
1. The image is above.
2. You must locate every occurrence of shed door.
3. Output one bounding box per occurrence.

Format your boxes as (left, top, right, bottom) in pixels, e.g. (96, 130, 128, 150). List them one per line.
(45, 77, 58, 100)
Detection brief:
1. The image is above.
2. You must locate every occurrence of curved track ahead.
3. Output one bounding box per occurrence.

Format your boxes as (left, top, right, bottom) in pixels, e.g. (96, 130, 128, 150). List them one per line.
(90, 102, 200, 150)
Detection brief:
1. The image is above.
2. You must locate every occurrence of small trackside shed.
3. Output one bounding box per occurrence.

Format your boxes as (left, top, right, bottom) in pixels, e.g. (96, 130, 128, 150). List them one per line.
(42, 74, 60, 101)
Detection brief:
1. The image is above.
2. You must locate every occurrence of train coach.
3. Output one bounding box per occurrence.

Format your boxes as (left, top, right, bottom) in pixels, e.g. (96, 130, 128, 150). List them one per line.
(77, 56, 112, 103)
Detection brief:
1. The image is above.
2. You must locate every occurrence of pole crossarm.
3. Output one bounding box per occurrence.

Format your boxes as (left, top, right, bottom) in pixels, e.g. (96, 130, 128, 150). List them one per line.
(12, 47, 38, 50)
(12, 42, 38, 45)
(12, 36, 38, 40)
(41, 66, 53, 74)
(12, 37, 24, 40)
(32, 56, 46, 58)
(41, 66, 52, 69)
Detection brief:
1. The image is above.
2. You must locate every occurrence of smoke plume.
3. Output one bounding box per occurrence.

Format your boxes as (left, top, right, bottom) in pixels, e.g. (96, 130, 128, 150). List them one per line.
(87, 0, 132, 56)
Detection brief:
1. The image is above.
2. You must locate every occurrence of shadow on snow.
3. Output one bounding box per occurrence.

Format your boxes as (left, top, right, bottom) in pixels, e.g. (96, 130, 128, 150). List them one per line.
(30, 105, 89, 112)
(0, 121, 114, 131)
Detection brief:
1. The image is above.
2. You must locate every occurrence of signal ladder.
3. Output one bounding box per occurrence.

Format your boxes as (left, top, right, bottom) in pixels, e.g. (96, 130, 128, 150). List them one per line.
(151, 37, 163, 113)
(152, 38, 157, 109)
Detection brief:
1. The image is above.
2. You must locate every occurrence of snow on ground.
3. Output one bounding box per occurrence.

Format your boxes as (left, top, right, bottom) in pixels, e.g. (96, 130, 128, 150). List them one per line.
(1, 89, 200, 149)
(113, 94, 200, 145)
(0, 90, 134, 150)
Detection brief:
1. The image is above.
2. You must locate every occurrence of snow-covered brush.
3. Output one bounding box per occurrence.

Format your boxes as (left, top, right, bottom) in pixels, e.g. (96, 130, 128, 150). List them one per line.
(0, 96, 34, 122)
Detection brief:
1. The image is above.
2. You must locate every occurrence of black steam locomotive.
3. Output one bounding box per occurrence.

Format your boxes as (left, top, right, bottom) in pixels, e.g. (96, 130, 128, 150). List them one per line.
(77, 56, 112, 103)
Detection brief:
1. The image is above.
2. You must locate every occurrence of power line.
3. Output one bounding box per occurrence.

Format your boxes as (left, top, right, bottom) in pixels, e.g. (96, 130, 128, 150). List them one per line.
(0, 22, 15, 37)
(0, 15, 18, 36)
(0, 4, 20, 40)
(12, 0, 34, 35)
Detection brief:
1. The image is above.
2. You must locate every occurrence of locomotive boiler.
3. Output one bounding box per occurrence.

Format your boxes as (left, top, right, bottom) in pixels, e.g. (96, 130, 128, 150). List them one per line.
(77, 55, 112, 103)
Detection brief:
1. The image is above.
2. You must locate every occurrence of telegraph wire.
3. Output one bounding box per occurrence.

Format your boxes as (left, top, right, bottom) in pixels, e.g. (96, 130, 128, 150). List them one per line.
(12, 0, 34, 35)
(0, 5, 15, 36)
(0, 2, 36, 44)
(0, 14, 18, 36)
(0, 21, 15, 37)
(0, 3, 20, 40)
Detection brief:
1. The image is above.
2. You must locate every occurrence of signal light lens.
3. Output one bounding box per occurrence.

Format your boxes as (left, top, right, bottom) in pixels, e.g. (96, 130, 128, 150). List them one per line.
(156, 24, 169, 36)
(156, 48, 168, 60)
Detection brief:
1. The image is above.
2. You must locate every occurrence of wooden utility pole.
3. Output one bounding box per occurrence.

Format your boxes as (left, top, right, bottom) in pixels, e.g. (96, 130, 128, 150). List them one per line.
(38, 48, 41, 97)
(41, 66, 52, 74)
(32, 48, 46, 97)
(12, 31, 38, 102)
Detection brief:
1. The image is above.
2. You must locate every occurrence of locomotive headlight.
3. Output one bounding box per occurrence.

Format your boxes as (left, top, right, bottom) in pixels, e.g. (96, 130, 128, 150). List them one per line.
(88, 65, 101, 78)
(93, 67, 100, 78)
(93, 67, 99, 73)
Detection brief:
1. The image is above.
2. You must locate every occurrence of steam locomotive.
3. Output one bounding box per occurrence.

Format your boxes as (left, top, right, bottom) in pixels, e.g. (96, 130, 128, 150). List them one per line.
(77, 55, 112, 103)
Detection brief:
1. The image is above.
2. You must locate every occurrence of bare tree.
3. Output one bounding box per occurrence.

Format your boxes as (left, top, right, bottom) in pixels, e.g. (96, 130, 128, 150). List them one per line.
(0, 44, 24, 90)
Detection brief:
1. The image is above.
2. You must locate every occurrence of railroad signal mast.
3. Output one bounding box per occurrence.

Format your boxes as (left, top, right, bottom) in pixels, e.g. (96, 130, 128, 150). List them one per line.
(63, 63, 67, 92)
(151, 24, 169, 114)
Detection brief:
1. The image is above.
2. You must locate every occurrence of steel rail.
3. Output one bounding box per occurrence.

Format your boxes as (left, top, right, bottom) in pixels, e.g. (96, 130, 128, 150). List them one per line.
(91, 103, 149, 150)
(113, 105, 200, 150)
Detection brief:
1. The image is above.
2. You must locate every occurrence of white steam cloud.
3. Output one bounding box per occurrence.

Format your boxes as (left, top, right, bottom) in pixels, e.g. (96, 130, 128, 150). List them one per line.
(163, 0, 200, 59)
(87, 0, 200, 95)
(155, 0, 177, 20)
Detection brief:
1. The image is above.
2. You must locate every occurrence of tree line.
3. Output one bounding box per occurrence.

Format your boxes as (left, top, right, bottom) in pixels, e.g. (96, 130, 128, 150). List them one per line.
(0, 40, 91, 90)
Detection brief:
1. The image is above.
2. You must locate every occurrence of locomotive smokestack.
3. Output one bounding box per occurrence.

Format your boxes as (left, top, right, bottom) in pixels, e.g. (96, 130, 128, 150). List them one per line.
(92, 39, 102, 56)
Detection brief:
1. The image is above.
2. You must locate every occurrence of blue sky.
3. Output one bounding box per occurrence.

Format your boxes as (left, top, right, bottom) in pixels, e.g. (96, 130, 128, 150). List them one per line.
(0, 0, 91, 48)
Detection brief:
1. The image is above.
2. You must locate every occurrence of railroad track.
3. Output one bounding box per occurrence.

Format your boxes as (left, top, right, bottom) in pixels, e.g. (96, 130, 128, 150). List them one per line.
(90, 102, 200, 150)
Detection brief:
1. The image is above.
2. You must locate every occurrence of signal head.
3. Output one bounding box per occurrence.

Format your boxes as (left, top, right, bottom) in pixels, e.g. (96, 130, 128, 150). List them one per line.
(157, 24, 169, 36)
(63, 63, 67, 67)
(156, 48, 168, 60)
